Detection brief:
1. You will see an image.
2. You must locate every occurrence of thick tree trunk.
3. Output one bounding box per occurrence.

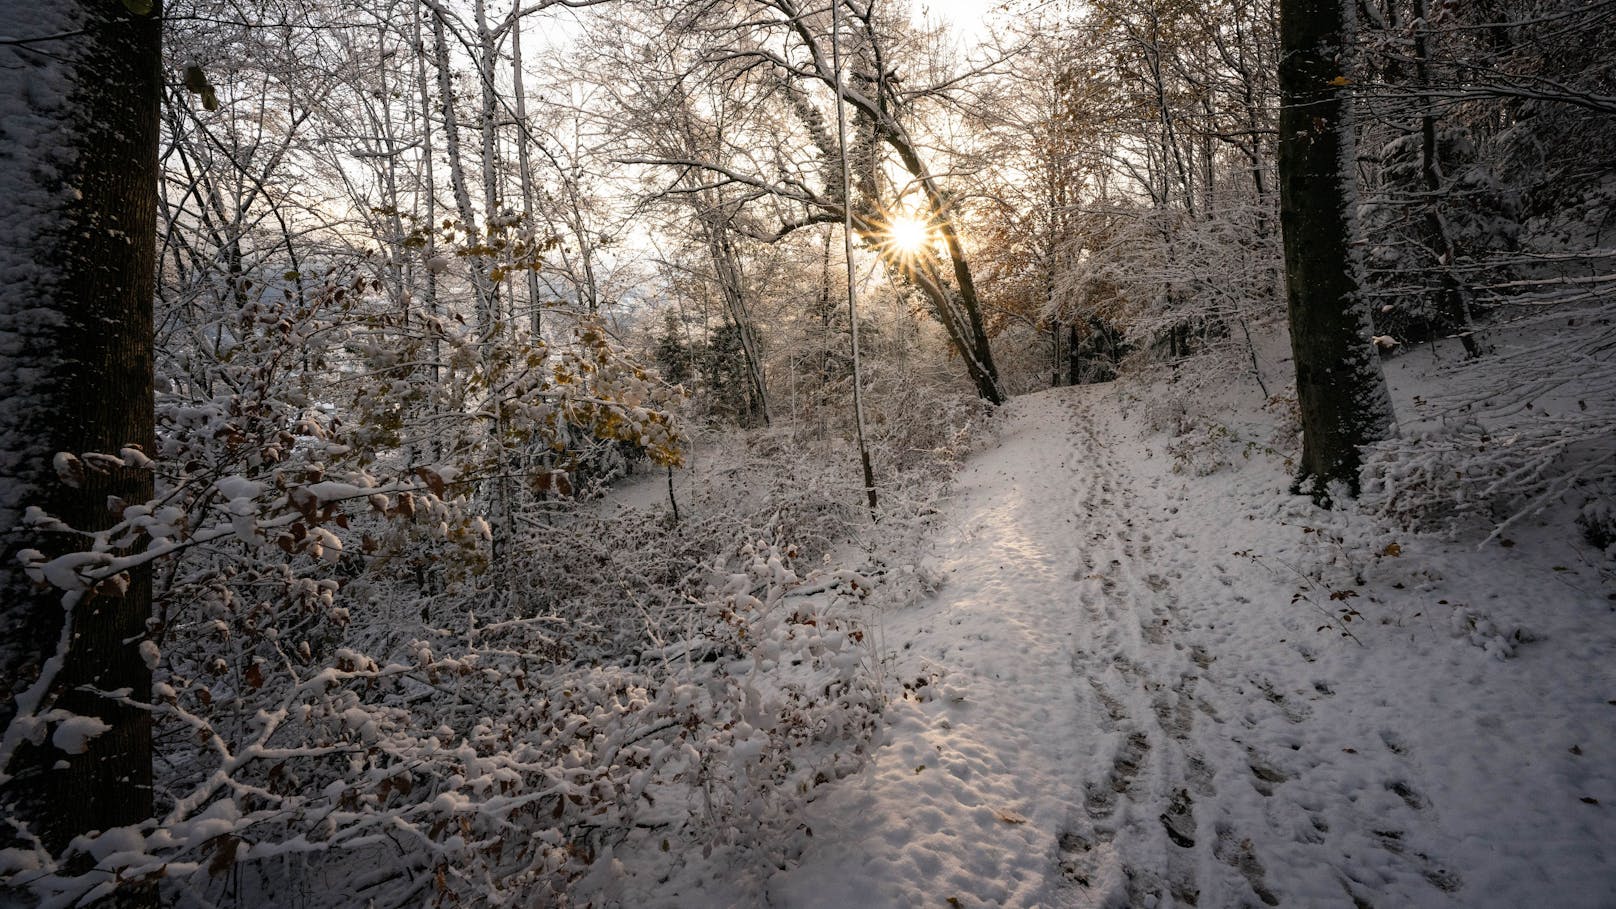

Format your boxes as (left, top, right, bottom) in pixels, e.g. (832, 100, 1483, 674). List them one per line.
(1278, 0, 1396, 500)
(0, 0, 161, 870)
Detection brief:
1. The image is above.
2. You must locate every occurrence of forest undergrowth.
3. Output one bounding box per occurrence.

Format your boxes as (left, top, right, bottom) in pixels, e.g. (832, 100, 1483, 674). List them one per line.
(0, 302, 992, 907)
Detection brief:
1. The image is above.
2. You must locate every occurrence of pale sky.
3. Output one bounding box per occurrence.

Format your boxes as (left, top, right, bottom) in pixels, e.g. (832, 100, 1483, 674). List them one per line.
(917, 0, 988, 19)
(912, 0, 1007, 48)
(915, 0, 997, 25)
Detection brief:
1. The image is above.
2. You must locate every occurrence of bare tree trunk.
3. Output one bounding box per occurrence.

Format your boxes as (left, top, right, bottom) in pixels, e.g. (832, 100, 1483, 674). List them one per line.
(510, 10, 545, 336)
(0, 0, 161, 877)
(1140, 6, 1197, 218)
(412, 6, 444, 466)
(1412, 0, 1481, 357)
(700, 211, 771, 426)
(880, 139, 1005, 405)
(471, 0, 516, 562)
(429, 8, 498, 336)
(1231, 0, 1271, 234)
(474, 0, 507, 326)
(429, 5, 513, 568)
(372, 19, 410, 311)
(1278, 0, 1396, 500)
(771, 0, 1005, 403)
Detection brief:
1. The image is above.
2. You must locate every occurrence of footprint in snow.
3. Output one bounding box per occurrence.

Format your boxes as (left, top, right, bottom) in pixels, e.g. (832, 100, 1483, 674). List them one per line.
(1213, 824, 1280, 906)
(1379, 729, 1408, 755)
(1372, 831, 1464, 893)
(1251, 676, 1312, 724)
(1085, 730, 1150, 820)
(1186, 752, 1217, 797)
(1247, 753, 1289, 797)
(1387, 780, 1429, 811)
(1300, 813, 1329, 845)
(1159, 788, 1197, 848)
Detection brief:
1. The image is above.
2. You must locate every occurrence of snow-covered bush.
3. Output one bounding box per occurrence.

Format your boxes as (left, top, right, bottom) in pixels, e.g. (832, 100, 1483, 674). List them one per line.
(858, 360, 996, 477)
(6, 261, 893, 905)
(1, 230, 984, 905)
(4, 539, 880, 907)
(1359, 318, 1616, 544)
(987, 323, 1064, 397)
(1574, 480, 1616, 558)
(1136, 364, 1295, 477)
(1360, 418, 1609, 540)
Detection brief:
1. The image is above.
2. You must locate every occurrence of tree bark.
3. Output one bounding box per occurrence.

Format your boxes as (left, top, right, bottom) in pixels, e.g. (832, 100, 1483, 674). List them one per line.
(1411, 0, 1480, 357)
(703, 217, 772, 426)
(1278, 0, 1396, 499)
(510, 10, 546, 336)
(429, 8, 498, 337)
(0, 0, 161, 871)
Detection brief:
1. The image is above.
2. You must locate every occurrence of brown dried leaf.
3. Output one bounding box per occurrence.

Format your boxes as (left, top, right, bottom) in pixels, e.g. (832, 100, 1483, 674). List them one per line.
(416, 467, 445, 497)
(208, 836, 239, 877)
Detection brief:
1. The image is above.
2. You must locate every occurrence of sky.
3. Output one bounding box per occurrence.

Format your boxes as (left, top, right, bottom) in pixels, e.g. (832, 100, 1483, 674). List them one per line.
(915, 0, 997, 21)
(914, 0, 1001, 34)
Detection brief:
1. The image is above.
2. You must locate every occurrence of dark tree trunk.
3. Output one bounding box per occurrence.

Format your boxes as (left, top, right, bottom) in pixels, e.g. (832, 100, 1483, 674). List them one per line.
(1068, 324, 1083, 386)
(1411, 0, 1481, 358)
(1277, 0, 1395, 500)
(0, 0, 161, 874)
(947, 254, 1006, 406)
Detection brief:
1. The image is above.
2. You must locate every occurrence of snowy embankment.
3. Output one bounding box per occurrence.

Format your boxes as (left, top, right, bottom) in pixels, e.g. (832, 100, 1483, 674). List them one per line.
(731, 358, 1616, 906)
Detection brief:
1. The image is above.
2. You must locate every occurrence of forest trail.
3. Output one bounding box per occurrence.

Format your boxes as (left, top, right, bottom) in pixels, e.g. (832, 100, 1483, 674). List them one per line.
(764, 383, 1616, 909)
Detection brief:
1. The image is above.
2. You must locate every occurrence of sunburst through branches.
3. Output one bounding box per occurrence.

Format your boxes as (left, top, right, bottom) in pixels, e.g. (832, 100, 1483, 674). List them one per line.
(884, 214, 932, 257)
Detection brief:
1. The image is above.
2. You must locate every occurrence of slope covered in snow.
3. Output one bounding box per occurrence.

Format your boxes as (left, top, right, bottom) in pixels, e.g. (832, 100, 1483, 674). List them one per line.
(751, 373, 1616, 908)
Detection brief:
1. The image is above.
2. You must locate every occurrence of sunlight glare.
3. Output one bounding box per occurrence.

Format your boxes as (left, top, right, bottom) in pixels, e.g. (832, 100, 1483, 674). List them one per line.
(887, 216, 931, 255)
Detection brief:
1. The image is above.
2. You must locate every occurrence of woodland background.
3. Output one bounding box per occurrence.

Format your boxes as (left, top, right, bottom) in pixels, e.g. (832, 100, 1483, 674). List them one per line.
(0, 0, 1612, 904)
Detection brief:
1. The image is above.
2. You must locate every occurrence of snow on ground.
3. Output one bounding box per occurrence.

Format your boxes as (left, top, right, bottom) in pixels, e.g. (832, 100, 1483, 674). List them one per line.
(746, 372, 1616, 906)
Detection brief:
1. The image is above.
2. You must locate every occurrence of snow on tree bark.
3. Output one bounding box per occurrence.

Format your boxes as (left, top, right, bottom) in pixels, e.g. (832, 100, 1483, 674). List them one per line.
(0, 0, 161, 863)
(1278, 0, 1396, 499)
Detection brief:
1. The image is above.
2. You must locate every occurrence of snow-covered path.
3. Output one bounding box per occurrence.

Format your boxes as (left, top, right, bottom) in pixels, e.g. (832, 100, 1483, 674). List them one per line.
(773, 386, 1106, 906)
(767, 383, 1616, 908)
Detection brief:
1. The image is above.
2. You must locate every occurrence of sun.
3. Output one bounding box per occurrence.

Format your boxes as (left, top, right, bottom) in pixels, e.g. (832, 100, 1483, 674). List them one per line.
(886, 215, 931, 255)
